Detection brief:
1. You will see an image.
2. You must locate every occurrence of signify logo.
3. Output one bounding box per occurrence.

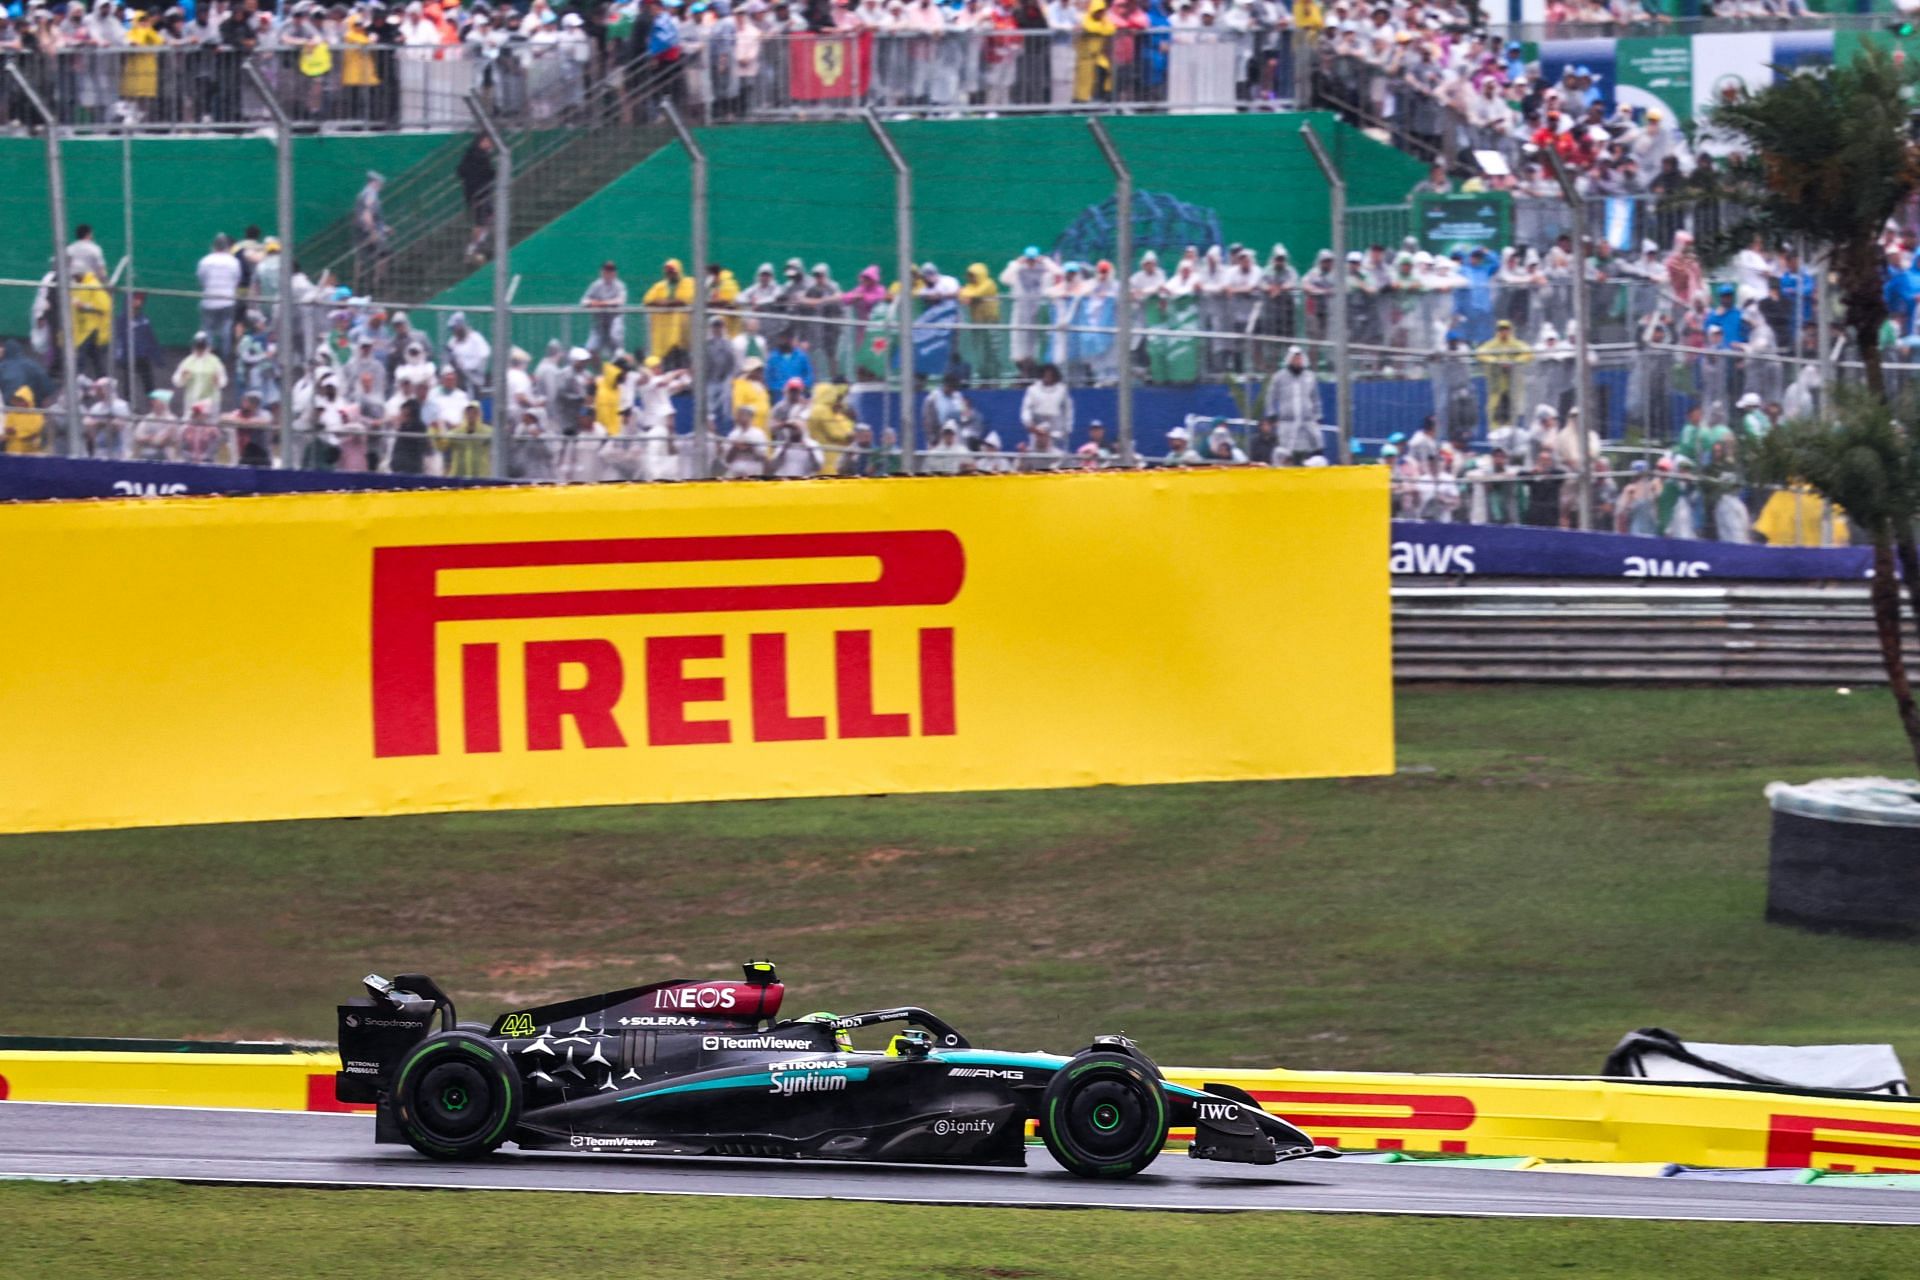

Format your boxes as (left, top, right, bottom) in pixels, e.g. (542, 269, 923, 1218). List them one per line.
(369, 531, 965, 759)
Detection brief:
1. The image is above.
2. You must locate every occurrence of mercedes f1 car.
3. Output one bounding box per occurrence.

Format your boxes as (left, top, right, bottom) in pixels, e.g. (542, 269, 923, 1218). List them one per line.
(337, 961, 1329, 1179)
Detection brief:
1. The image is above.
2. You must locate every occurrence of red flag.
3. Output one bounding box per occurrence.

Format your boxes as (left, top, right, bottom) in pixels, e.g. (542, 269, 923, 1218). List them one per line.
(788, 31, 872, 102)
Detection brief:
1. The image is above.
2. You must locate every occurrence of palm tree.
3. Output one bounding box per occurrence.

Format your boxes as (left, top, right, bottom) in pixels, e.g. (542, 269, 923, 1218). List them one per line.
(1749, 390, 1920, 772)
(1709, 45, 1920, 399)
(1711, 49, 1920, 773)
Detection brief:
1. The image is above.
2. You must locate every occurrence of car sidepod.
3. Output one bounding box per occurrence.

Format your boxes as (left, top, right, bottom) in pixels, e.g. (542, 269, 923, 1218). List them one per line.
(511, 1051, 1031, 1167)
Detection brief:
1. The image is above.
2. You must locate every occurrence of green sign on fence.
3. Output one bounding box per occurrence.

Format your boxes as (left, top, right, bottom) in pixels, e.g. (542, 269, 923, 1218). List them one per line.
(1413, 192, 1512, 257)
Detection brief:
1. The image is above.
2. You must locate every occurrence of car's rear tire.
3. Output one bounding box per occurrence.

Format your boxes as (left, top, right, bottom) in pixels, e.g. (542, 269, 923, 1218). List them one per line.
(1039, 1051, 1168, 1179)
(391, 1030, 521, 1160)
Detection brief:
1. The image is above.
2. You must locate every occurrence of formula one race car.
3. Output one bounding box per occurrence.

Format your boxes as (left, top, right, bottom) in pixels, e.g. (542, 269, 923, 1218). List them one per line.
(336, 962, 1328, 1179)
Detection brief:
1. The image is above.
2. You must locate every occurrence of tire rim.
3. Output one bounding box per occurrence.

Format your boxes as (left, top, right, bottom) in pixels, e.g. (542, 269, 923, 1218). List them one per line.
(413, 1060, 494, 1143)
(1065, 1076, 1150, 1159)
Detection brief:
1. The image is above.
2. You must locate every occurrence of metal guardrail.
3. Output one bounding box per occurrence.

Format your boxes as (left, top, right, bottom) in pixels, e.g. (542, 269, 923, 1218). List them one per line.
(0, 42, 598, 133)
(1393, 582, 1919, 684)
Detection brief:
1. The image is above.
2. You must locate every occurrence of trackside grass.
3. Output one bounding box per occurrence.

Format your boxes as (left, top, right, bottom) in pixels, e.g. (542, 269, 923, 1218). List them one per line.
(0, 687, 1913, 1073)
(2, 1181, 1913, 1279)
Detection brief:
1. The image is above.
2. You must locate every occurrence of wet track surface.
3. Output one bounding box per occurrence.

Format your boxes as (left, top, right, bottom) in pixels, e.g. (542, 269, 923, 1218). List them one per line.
(3, 1102, 1919, 1224)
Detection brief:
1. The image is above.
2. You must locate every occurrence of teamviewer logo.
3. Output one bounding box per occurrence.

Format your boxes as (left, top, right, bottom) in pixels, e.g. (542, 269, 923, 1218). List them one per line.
(370, 531, 965, 758)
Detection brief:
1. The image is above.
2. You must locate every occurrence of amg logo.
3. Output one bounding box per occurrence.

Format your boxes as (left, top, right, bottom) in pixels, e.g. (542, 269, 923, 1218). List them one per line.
(704, 1035, 815, 1051)
(770, 1070, 851, 1097)
(947, 1068, 1025, 1081)
(1198, 1102, 1241, 1123)
(369, 532, 965, 759)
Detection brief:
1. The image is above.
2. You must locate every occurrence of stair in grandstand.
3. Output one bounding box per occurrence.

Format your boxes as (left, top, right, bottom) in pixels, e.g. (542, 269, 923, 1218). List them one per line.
(1392, 583, 1920, 684)
(298, 59, 681, 307)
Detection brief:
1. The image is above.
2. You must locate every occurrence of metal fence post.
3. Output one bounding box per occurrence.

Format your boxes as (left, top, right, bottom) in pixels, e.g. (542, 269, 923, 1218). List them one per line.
(863, 109, 914, 474)
(664, 102, 709, 470)
(243, 60, 297, 468)
(467, 93, 513, 479)
(121, 129, 136, 409)
(1299, 123, 1349, 463)
(1087, 118, 1134, 466)
(1816, 245, 1834, 422)
(1543, 148, 1594, 531)
(9, 65, 81, 458)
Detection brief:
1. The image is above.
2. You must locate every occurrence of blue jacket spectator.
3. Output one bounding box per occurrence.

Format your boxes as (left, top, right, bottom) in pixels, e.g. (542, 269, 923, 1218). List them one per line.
(766, 340, 814, 394)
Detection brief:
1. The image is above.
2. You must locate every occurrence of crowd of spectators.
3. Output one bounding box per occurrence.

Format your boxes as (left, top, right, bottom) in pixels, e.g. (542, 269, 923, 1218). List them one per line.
(2, 0, 1829, 132)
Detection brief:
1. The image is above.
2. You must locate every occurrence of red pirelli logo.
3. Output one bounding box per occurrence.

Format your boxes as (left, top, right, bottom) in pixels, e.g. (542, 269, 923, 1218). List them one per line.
(371, 531, 966, 759)
(1767, 1112, 1920, 1171)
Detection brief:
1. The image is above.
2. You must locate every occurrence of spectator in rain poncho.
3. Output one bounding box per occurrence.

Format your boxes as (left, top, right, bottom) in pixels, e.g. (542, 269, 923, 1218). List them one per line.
(1782, 362, 1821, 423)
(957, 263, 1003, 383)
(1262, 245, 1300, 340)
(807, 384, 858, 472)
(924, 422, 969, 475)
(724, 406, 770, 479)
(1019, 362, 1073, 447)
(1474, 319, 1531, 428)
(514, 406, 556, 481)
(1699, 439, 1751, 544)
(1530, 323, 1573, 418)
(767, 421, 825, 479)
(1000, 247, 1060, 376)
(1614, 460, 1661, 537)
(1161, 423, 1201, 465)
(1467, 446, 1524, 527)
(1202, 424, 1246, 464)
(1383, 253, 1425, 351)
(1655, 456, 1698, 539)
(1264, 346, 1323, 462)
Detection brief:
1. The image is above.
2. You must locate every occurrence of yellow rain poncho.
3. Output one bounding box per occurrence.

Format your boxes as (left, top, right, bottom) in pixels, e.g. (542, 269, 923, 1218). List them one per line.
(959, 263, 1000, 324)
(642, 261, 696, 362)
(807, 384, 857, 470)
(72, 273, 112, 351)
(1074, 0, 1116, 103)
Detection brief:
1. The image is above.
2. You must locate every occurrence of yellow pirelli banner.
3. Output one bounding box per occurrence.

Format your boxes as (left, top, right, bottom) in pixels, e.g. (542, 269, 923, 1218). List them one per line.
(0, 468, 1391, 833)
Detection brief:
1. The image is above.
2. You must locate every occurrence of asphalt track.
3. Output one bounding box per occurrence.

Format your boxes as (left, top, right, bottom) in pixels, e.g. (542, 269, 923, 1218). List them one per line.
(4, 1102, 1920, 1224)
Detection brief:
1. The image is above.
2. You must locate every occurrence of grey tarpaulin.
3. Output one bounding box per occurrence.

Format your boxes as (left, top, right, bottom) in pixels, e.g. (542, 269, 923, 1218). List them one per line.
(1602, 1028, 1909, 1095)
(1766, 777, 1920, 829)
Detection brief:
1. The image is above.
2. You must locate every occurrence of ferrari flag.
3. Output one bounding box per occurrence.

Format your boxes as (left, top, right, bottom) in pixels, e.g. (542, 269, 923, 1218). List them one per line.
(788, 30, 872, 101)
(0, 469, 1391, 832)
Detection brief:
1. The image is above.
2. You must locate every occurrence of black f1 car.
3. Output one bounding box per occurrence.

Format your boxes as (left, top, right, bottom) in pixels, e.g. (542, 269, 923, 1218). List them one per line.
(337, 961, 1329, 1179)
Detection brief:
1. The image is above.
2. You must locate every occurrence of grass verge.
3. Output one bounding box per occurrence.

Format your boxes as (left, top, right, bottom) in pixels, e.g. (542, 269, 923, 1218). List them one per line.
(3, 1181, 1914, 1279)
(0, 687, 1912, 1072)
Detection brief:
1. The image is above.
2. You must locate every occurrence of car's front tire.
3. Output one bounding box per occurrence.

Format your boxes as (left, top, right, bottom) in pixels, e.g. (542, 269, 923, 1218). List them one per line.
(391, 1030, 521, 1160)
(1038, 1051, 1168, 1178)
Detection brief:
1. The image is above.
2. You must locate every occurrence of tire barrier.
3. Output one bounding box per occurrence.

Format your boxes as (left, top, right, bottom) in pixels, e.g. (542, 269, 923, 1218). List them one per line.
(9, 1042, 1920, 1174)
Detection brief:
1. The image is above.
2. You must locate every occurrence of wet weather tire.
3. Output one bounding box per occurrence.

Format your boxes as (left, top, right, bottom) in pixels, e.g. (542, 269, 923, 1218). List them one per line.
(1039, 1051, 1168, 1179)
(391, 1030, 521, 1160)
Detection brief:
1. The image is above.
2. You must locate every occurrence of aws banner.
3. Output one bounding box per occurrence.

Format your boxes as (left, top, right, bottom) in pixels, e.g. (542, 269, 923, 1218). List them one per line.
(1390, 520, 1869, 581)
(0, 469, 1392, 833)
